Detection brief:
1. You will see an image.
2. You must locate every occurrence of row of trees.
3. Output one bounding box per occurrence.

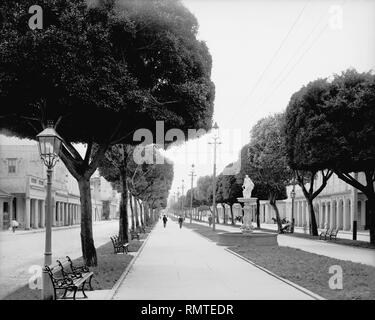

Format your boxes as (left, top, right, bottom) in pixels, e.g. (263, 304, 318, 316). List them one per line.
(173, 69, 375, 244)
(0, 0, 215, 265)
(98, 145, 174, 243)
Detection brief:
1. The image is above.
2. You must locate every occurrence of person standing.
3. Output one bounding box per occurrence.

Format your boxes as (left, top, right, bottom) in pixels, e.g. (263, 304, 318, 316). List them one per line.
(162, 215, 168, 228)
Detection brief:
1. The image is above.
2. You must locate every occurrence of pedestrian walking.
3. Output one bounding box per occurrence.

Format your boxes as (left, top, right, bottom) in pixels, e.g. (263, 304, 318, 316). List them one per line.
(178, 216, 184, 229)
(208, 215, 213, 227)
(162, 215, 168, 228)
(11, 220, 19, 233)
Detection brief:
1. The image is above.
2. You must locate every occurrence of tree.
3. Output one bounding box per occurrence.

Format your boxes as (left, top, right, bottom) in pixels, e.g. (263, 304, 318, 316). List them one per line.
(244, 114, 292, 232)
(284, 79, 334, 235)
(0, 0, 214, 265)
(98, 144, 132, 242)
(219, 168, 242, 225)
(286, 69, 375, 243)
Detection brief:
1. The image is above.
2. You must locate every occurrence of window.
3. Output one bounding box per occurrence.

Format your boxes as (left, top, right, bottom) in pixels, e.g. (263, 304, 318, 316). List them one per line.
(7, 158, 17, 174)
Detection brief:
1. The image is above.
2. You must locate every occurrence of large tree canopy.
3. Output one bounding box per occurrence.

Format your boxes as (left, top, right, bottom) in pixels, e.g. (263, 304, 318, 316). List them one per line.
(0, 0, 215, 143)
(0, 0, 214, 265)
(244, 113, 292, 232)
(284, 78, 334, 235)
(285, 69, 375, 243)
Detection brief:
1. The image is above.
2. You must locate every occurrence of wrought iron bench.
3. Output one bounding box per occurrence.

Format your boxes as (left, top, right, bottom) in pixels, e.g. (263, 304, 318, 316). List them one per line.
(130, 230, 140, 240)
(45, 258, 94, 300)
(137, 225, 146, 234)
(319, 228, 332, 240)
(328, 228, 339, 240)
(56, 256, 93, 291)
(110, 235, 129, 254)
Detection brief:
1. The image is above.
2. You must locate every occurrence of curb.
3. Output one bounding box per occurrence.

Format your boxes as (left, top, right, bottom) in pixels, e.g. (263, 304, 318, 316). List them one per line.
(107, 224, 156, 300)
(225, 248, 325, 300)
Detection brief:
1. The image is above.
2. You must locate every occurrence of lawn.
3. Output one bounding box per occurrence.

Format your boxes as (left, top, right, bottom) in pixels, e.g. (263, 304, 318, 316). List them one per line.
(184, 222, 375, 300)
(3, 229, 151, 300)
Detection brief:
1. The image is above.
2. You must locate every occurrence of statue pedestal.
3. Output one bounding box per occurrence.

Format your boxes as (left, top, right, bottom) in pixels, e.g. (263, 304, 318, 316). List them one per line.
(237, 197, 257, 235)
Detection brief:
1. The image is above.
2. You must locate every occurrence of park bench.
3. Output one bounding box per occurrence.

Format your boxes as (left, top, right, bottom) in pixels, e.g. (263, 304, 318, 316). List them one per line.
(137, 225, 146, 233)
(328, 228, 339, 240)
(281, 223, 292, 233)
(319, 228, 332, 240)
(110, 235, 129, 254)
(56, 256, 94, 291)
(45, 257, 94, 300)
(130, 229, 140, 240)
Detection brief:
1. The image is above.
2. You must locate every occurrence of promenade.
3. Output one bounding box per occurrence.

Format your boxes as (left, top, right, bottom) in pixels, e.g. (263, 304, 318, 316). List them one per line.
(112, 220, 318, 300)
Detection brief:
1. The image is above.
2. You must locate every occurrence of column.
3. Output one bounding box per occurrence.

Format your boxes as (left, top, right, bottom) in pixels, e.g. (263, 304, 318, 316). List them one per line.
(337, 199, 343, 230)
(350, 198, 357, 231)
(0, 199, 3, 229)
(302, 201, 307, 227)
(40, 200, 45, 228)
(78, 205, 81, 222)
(9, 198, 14, 223)
(325, 202, 330, 229)
(351, 186, 358, 232)
(360, 200, 366, 230)
(25, 197, 31, 229)
(32, 199, 38, 228)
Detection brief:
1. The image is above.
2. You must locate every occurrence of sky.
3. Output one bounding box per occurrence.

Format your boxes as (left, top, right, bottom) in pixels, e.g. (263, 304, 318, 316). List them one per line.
(165, 0, 375, 199)
(1, 0, 375, 201)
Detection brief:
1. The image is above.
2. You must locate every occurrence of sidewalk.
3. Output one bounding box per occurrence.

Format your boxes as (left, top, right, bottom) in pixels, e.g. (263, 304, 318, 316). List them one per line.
(192, 220, 375, 267)
(0, 220, 114, 237)
(112, 220, 317, 300)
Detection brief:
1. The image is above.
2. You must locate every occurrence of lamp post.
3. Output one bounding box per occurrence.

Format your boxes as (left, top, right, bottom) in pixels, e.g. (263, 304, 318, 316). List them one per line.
(177, 187, 180, 216)
(37, 121, 63, 300)
(290, 174, 296, 233)
(181, 179, 185, 218)
(208, 122, 221, 231)
(189, 164, 196, 223)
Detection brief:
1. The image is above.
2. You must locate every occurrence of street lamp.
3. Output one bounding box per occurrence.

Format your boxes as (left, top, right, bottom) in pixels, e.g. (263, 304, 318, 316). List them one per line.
(189, 164, 196, 224)
(37, 121, 63, 300)
(208, 122, 221, 231)
(181, 179, 185, 218)
(177, 187, 180, 216)
(290, 174, 296, 233)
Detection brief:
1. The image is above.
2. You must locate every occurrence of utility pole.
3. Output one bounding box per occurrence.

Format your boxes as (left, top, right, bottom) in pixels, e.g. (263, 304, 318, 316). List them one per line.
(208, 122, 221, 231)
(189, 164, 196, 223)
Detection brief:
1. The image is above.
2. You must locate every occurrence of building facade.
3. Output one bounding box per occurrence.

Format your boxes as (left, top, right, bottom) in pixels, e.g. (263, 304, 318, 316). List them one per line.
(232, 172, 370, 233)
(0, 138, 119, 230)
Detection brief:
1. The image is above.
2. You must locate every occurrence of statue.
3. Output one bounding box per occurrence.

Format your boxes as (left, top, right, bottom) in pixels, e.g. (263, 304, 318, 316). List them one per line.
(242, 175, 254, 199)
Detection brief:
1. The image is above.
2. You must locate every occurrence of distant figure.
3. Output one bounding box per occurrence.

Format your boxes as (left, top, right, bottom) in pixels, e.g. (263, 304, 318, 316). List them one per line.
(162, 215, 168, 228)
(11, 220, 19, 233)
(208, 215, 213, 227)
(178, 216, 184, 229)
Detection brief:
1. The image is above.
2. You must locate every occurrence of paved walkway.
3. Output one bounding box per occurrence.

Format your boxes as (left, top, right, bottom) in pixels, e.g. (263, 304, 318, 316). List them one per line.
(112, 220, 316, 300)
(192, 220, 375, 267)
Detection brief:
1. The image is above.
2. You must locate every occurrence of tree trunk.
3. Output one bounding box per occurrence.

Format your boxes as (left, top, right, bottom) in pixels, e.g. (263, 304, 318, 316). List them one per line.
(134, 196, 140, 229)
(229, 204, 235, 225)
(307, 198, 318, 236)
(368, 197, 375, 245)
(269, 193, 283, 233)
(215, 206, 220, 224)
(129, 192, 135, 231)
(256, 198, 260, 229)
(137, 199, 144, 227)
(222, 204, 226, 224)
(119, 175, 129, 243)
(78, 178, 97, 267)
(144, 203, 150, 226)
